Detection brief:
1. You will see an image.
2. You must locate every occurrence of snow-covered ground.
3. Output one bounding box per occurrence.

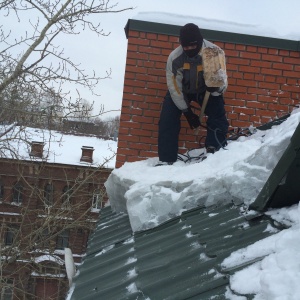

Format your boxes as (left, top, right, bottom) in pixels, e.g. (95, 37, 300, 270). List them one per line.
(105, 108, 300, 299)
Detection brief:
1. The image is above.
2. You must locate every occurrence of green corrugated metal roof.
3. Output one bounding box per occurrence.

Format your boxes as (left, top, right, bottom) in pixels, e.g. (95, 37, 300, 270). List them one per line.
(70, 115, 300, 300)
(70, 203, 279, 300)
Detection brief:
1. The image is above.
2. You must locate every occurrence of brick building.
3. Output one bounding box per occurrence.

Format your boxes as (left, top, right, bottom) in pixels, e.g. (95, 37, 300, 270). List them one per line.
(0, 126, 116, 299)
(116, 18, 300, 168)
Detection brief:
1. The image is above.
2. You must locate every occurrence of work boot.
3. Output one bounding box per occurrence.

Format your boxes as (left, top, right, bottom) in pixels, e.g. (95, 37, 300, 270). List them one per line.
(206, 146, 216, 154)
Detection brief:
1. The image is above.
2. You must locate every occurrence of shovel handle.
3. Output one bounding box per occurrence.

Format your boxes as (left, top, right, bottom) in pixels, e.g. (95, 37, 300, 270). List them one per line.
(195, 91, 210, 135)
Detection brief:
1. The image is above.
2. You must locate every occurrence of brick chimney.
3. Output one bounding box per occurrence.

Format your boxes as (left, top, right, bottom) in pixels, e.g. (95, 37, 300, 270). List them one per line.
(80, 146, 94, 163)
(30, 141, 44, 158)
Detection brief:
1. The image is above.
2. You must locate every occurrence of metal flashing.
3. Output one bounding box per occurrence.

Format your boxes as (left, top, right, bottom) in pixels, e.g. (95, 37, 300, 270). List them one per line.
(250, 119, 300, 211)
(124, 19, 300, 51)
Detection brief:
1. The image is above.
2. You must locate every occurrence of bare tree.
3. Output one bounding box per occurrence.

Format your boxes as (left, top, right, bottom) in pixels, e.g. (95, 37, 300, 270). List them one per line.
(105, 115, 120, 138)
(0, 0, 133, 118)
(71, 98, 93, 122)
(92, 115, 120, 138)
(0, 83, 64, 129)
(0, 1, 131, 298)
(0, 156, 113, 299)
(0, 124, 116, 298)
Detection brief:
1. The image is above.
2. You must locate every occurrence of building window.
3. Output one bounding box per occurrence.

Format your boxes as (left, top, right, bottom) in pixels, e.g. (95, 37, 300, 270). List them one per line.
(12, 182, 23, 204)
(5, 226, 19, 246)
(56, 229, 69, 250)
(44, 183, 54, 206)
(0, 278, 14, 300)
(38, 228, 50, 249)
(0, 180, 4, 200)
(92, 189, 103, 210)
(62, 185, 72, 208)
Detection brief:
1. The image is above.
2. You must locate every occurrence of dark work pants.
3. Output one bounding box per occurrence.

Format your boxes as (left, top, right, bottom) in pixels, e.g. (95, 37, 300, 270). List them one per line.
(158, 91, 229, 162)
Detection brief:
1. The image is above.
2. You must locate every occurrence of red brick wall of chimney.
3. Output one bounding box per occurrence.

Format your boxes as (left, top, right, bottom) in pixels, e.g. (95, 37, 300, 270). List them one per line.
(116, 27, 300, 168)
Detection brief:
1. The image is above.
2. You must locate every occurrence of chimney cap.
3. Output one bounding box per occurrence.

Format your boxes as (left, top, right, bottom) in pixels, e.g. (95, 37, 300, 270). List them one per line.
(30, 141, 44, 158)
(32, 141, 45, 145)
(80, 146, 94, 163)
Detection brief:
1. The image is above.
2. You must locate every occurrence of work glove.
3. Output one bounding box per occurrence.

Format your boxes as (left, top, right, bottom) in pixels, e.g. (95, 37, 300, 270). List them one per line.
(206, 86, 219, 93)
(183, 107, 201, 129)
(206, 86, 227, 95)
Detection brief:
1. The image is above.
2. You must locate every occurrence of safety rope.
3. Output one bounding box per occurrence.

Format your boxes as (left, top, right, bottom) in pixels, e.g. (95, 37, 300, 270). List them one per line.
(180, 104, 257, 163)
(185, 104, 293, 164)
(190, 104, 255, 151)
(177, 126, 254, 164)
(177, 149, 206, 164)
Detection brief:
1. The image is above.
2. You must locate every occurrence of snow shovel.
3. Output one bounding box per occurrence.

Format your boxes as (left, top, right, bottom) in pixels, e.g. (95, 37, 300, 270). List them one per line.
(195, 90, 210, 135)
(194, 44, 227, 135)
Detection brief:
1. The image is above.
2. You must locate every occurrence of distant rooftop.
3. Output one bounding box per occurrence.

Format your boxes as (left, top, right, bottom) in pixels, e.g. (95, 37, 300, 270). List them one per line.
(0, 124, 117, 168)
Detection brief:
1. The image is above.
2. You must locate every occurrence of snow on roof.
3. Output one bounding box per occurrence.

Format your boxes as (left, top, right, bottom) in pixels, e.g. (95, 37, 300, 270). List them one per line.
(31, 271, 66, 278)
(133, 12, 300, 41)
(105, 108, 300, 232)
(102, 108, 300, 300)
(34, 254, 65, 265)
(0, 125, 117, 169)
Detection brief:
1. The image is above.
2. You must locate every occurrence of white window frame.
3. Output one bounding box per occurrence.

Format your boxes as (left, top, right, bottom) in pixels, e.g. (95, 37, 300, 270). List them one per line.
(44, 183, 54, 206)
(92, 189, 102, 210)
(0, 180, 4, 201)
(5, 226, 19, 246)
(1, 278, 14, 300)
(56, 229, 70, 250)
(12, 182, 23, 204)
(62, 185, 72, 209)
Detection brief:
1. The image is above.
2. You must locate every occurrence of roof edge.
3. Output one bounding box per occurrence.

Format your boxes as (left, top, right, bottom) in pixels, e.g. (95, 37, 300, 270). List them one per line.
(124, 19, 300, 51)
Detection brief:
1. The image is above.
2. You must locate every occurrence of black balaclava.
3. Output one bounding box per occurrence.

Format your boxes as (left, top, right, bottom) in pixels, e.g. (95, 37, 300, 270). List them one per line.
(179, 23, 203, 58)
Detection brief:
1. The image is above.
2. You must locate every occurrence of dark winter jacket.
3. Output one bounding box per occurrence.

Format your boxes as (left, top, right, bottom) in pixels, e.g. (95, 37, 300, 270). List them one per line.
(166, 39, 227, 111)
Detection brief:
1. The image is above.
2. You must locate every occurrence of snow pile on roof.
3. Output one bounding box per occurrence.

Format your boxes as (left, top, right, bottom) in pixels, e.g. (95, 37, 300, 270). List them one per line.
(0, 125, 117, 168)
(103, 109, 300, 299)
(34, 254, 64, 265)
(223, 204, 300, 299)
(105, 108, 300, 232)
(133, 11, 300, 41)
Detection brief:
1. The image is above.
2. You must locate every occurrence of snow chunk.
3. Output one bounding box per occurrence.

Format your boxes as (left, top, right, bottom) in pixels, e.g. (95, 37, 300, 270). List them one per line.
(105, 109, 300, 232)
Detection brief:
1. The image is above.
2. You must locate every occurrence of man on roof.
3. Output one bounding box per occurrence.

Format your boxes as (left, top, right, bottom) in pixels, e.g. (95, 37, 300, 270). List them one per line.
(156, 23, 229, 166)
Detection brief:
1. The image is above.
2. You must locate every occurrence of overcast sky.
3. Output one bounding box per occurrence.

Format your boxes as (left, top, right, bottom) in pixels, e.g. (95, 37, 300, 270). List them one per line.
(82, 0, 300, 118)
(2, 0, 300, 119)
